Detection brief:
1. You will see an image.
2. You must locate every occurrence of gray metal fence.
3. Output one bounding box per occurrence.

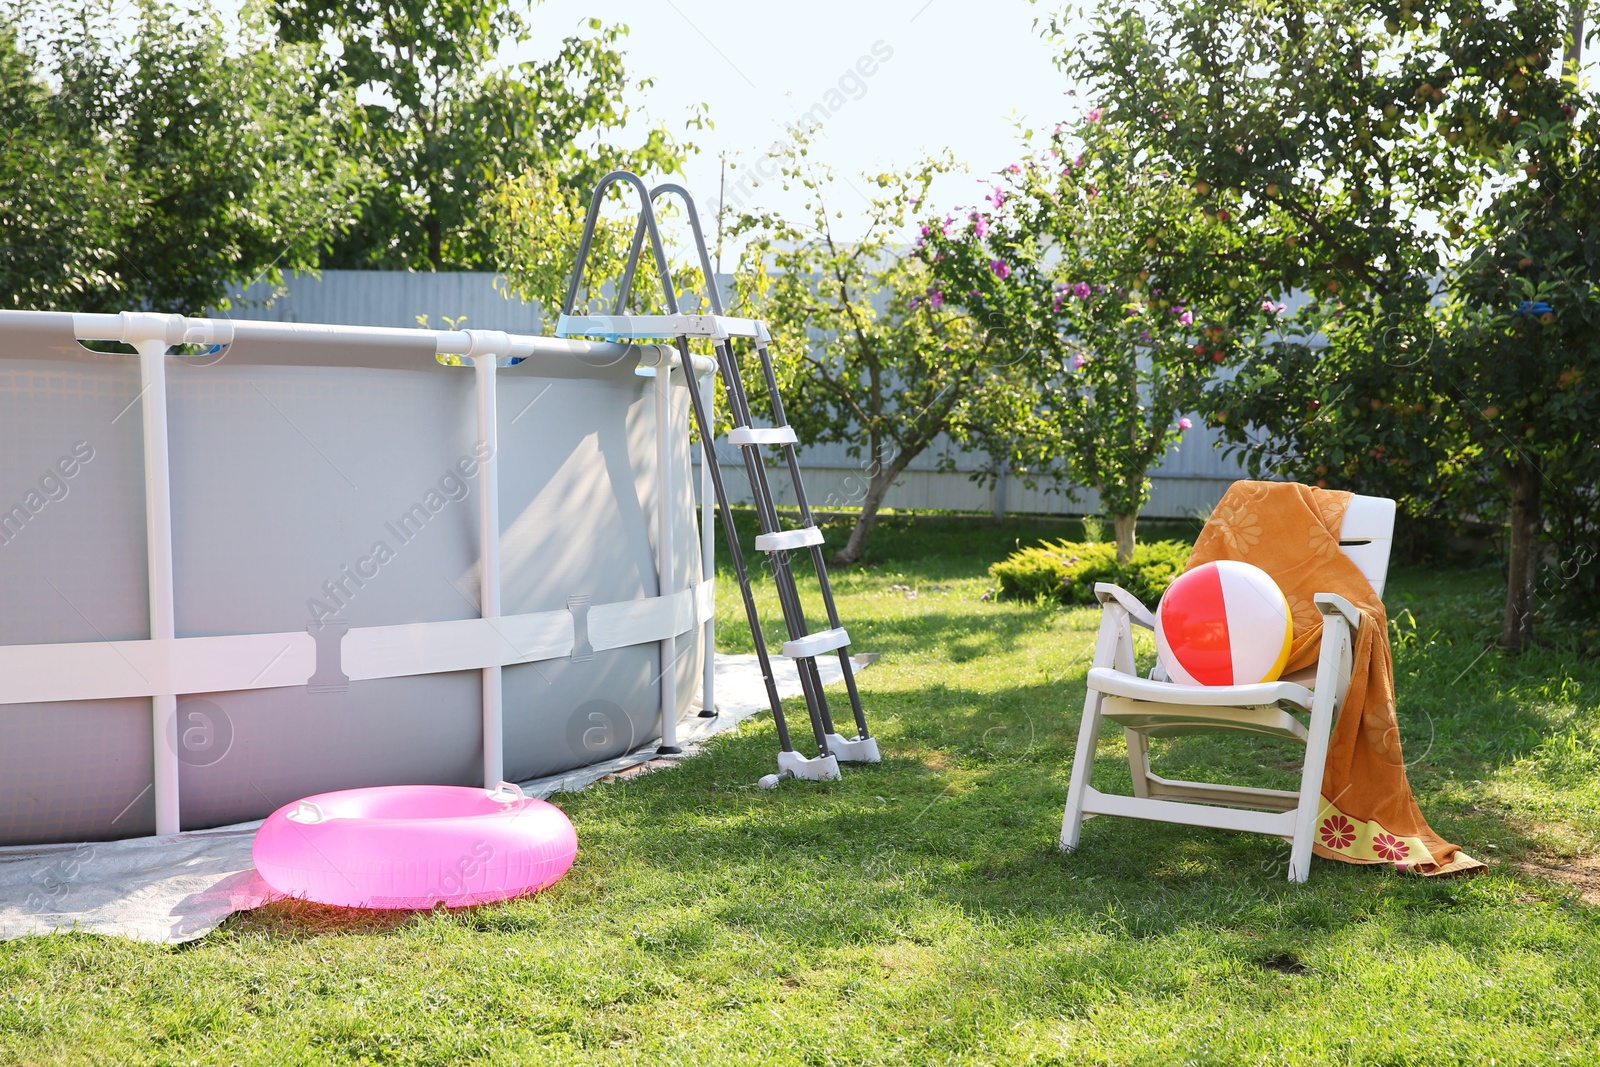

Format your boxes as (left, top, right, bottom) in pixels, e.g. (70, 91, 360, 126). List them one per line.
(224, 270, 1249, 518)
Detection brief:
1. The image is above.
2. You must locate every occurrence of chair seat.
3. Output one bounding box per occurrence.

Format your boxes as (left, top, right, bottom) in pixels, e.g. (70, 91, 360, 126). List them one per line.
(1087, 668, 1314, 742)
(1088, 668, 1314, 710)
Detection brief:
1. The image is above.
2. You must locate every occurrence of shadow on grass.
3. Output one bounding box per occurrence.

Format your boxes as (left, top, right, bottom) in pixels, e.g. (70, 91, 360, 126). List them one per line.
(517, 688, 1585, 947)
(228, 557, 1594, 949)
(227, 897, 430, 940)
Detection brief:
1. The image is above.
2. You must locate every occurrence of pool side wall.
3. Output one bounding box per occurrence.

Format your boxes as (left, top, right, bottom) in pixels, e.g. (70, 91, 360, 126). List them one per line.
(0, 313, 704, 845)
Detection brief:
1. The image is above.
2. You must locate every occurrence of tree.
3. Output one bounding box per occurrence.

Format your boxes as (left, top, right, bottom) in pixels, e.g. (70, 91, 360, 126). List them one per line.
(728, 144, 1015, 567)
(272, 0, 696, 271)
(1055, 0, 1554, 303)
(1064, 0, 1593, 647)
(1211, 73, 1600, 647)
(922, 115, 1268, 562)
(0, 20, 128, 311)
(2, 0, 371, 314)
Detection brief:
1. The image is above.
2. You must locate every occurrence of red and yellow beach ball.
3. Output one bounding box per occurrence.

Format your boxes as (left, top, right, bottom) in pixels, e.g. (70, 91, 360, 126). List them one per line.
(1154, 560, 1293, 686)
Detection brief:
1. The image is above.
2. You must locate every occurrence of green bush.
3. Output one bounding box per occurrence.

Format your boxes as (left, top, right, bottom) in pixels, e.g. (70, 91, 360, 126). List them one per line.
(989, 538, 1191, 606)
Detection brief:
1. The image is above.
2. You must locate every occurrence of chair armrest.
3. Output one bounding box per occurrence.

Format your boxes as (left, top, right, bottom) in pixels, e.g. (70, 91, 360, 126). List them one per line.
(1094, 582, 1155, 631)
(1314, 592, 1361, 630)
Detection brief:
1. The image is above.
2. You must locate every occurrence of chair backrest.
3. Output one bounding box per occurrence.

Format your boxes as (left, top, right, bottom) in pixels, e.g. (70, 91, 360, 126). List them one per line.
(1338, 494, 1397, 599)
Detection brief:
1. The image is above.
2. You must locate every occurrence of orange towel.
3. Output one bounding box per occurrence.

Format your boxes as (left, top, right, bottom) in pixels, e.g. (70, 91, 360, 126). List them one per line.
(1189, 481, 1483, 876)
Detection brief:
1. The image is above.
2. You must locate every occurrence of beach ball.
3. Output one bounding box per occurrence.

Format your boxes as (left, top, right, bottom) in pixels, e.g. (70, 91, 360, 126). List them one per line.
(1154, 560, 1292, 686)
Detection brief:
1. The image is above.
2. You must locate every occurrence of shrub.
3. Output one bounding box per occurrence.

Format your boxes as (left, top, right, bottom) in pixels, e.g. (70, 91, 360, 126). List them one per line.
(989, 538, 1191, 606)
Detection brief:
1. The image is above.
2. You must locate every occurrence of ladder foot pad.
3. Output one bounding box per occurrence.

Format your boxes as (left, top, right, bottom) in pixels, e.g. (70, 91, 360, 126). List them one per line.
(782, 627, 850, 659)
(769, 751, 842, 784)
(754, 526, 825, 552)
(825, 732, 880, 763)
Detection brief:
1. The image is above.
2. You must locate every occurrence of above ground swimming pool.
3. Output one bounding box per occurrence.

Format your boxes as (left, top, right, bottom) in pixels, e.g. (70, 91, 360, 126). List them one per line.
(0, 310, 716, 846)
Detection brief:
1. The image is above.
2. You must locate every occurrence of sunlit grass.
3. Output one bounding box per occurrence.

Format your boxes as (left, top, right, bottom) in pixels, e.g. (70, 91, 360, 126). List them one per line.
(1, 511, 1595, 1065)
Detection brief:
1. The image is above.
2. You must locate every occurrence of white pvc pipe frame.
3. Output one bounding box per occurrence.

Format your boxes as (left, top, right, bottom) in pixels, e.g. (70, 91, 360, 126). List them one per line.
(54, 311, 719, 835)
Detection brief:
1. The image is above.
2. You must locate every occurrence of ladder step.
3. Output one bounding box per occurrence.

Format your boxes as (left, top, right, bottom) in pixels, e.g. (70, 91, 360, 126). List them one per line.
(728, 426, 798, 447)
(754, 526, 824, 552)
(782, 627, 851, 659)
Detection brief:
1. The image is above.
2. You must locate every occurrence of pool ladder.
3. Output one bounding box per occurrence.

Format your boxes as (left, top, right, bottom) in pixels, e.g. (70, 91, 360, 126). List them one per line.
(554, 172, 878, 786)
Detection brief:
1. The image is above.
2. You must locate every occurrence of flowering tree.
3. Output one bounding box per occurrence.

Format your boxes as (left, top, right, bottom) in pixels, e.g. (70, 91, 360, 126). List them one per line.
(729, 141, 1017, 566)
(922, 115, 1269, 562)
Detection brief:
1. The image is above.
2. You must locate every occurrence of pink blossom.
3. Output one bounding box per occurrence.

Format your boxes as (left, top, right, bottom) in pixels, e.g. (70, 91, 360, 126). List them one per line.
(1140, 330, 1151, 342)
(908, 296, 920, 310)
(1072, 282, 1091, 298)
(1073, 154, 1084, 168)
(1005, 163, 1021, 174)
(920, 224, 929, 236)
(1087, 107, 1103, 123)
(972, 213, 989, 238)
(1179, 310, 1194, 325)
(941, 215, 955, 237)
(928, 290, 944, 309)
(1072, 353, 1086, 368)
(986, 185, 1006, 209)
(1178, 417, 1193, 430)
(989, 259, 1011, 280)
(1053, 295, 1065, 313)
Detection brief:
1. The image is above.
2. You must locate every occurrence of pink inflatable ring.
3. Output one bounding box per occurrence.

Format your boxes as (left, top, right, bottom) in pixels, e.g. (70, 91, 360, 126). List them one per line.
(252, 782, 576, 909)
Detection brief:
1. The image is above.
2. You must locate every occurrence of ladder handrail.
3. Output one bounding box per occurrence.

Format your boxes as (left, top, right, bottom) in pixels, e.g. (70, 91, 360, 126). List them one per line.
(562, 171, 679, 318)
(649, 183, 726, 315)
(614, 183, 725, 318)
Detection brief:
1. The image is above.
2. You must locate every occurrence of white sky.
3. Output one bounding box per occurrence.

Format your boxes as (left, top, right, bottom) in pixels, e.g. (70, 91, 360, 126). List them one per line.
(513, 0, 1081, 259)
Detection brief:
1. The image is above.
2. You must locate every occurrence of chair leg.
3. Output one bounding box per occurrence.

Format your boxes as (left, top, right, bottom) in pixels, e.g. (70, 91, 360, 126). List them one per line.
(1286, 627, 1346, 883)
(1125, 728, 1152, 799)
(1287, 739, 1334, 883)
(1287, 813, 1316, 884)
(1061, 689, 1106, 853)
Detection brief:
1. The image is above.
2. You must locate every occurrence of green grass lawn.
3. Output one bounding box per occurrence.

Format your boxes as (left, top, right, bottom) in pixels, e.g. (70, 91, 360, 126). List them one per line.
(3, 510, 1598, 1065)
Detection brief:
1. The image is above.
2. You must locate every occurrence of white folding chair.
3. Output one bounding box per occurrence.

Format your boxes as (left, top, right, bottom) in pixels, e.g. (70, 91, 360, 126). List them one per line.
(1059, 494, 1397, 883)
